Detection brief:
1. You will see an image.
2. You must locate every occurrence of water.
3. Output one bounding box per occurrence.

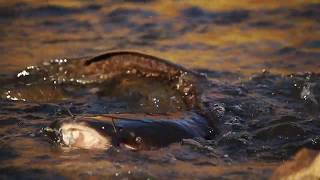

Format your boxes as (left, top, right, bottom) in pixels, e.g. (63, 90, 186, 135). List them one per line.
(0, 1, 320, 179)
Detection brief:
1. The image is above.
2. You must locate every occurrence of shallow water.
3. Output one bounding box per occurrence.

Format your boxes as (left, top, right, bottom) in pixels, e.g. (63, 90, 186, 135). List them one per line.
(0, 0, 320, 179)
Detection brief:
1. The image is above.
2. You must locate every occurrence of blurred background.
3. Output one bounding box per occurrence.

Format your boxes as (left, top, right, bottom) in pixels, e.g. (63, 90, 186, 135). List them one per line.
(0, 0, 319, 76)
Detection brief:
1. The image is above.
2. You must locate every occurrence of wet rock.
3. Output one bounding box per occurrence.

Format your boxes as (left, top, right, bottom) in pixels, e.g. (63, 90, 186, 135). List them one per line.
(272, 148, 320, 180)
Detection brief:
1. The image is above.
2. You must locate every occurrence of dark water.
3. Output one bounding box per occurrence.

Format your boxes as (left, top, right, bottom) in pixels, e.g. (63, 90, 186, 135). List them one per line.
(0, 1, 320, 179)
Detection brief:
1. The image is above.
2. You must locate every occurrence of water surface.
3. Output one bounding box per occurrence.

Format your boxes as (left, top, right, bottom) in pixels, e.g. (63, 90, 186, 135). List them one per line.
(0, 0, 320, 179)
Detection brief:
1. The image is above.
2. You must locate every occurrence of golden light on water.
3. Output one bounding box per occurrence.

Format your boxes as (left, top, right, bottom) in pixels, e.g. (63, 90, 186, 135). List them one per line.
(1, 0, 319, 76)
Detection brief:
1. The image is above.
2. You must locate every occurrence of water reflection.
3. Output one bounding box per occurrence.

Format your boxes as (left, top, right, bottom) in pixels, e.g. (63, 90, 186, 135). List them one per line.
(1, 1, 319, 75)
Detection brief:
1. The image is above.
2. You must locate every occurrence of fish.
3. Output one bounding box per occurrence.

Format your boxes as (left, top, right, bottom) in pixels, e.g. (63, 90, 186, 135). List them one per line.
(39, 51, 218, 150)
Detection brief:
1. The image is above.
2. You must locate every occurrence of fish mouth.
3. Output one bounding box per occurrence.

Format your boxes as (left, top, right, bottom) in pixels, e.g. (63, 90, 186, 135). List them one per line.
(42, 120, 112, 150)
